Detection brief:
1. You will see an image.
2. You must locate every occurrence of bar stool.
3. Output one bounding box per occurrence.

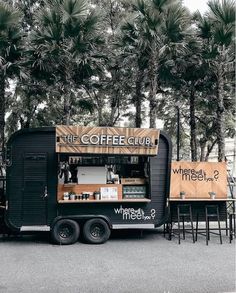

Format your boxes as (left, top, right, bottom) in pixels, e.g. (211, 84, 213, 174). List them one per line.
(196, 205, 222, 245)
(228, 200, 236, 243)
(177, 204, 195, 244)
(229, 213, 235, 243)
(163, 220, 172, 240)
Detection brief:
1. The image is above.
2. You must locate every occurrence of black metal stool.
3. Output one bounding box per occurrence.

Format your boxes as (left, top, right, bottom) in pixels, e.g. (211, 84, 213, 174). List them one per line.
(177, 204, 195, 245)
(229, 200, 235, 243)
(229, 212, 236, 243)
(163, 212, 171, 239)
(196, 205, 222, 245)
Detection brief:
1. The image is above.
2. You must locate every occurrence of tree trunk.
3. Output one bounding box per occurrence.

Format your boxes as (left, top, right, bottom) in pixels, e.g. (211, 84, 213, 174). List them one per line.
(189, 89, 197, 161)
(63, 96, 71, 125)
(108, 63, 120, 126)
(0, 70, 5, 164)
(148, 49, 158, 128)
(216, 63, 225, 162)
(199, 139, 207, 161)
(135, 68, 144, 128)
(149, 100, 157, 128)
(109, 102, 117, 126)
(205, 139, 217, 162)
(97, 100, 103, 126)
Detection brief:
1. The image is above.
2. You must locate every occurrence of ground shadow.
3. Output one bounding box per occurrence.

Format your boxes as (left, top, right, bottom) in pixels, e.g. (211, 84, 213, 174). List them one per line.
(0, 228, 164, 245)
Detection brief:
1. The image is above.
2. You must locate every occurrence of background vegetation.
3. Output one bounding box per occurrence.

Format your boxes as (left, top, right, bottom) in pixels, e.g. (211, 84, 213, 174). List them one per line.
(0, 0, 235, 163)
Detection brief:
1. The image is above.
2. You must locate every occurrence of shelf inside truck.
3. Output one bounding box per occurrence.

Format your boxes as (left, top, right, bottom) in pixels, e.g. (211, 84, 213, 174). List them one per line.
(58, 199, 151, 203)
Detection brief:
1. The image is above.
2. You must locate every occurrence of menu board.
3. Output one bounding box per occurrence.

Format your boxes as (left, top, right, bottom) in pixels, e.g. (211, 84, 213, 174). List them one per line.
(100, 187, 118, 200)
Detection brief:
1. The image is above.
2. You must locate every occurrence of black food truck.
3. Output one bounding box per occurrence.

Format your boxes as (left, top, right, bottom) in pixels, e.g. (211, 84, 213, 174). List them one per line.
(0, 126, 172, 244)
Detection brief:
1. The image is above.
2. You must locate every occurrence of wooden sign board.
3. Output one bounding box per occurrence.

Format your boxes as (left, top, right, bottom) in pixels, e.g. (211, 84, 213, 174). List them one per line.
(170, 161, 227, 199)
(56, 126, 159, 156)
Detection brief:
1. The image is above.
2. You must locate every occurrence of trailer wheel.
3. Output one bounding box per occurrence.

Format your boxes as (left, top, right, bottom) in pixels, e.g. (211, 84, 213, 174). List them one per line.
(83, 218, 110, 244)
(51, 219, 80, 245)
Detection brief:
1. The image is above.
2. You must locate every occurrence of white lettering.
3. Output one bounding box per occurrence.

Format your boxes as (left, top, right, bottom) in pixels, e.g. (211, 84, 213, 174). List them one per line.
(107, 135, 112, 144)
(114, 206, 156, 221)
(130, 214, 136, 220)
(81, 134, 89, 144)
(145, 137, 151, 145)
(100, 135, 106, 144)
(123, 213, 130, 220)
(74, 134, 155, 147)
(127, 137, 134, 145)
(119, 136, 125, 145)
(90, 135, 99, 145)
(113, 136, 119, 145)
(136, 213, 142, 220)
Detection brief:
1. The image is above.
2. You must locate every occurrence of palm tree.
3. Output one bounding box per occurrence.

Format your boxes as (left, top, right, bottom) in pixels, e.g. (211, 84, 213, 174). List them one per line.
(30, 0, 104, 125)
(130, 0, 190, 128)
(208, 0, 235, 162)
(0, 2, 23, 161)
(196, 0, 235, 161)
(120, 20, 148, 127)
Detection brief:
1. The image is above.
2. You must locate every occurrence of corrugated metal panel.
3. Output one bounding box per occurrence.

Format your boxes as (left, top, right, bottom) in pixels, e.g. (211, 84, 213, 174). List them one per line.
(150, 136, 171, 225)
(22, 154, 47, 225)
(6, 130, 57, 229)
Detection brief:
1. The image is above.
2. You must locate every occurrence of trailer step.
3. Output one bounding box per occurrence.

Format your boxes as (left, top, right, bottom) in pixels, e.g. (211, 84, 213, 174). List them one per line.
(20, 226, 50, 232)
(112, 224, 155, 229)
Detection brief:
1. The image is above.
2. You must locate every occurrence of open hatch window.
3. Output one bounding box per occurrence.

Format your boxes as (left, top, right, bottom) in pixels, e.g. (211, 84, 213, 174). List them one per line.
(57, 154, 150, 202)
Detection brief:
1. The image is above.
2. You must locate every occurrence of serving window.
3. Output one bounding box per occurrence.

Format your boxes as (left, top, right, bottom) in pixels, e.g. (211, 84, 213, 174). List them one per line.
(57, 154, 151, 203)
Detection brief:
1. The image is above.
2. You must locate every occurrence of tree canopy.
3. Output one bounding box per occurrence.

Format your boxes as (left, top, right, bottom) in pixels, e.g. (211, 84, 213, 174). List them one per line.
(0, 0, 235, 163)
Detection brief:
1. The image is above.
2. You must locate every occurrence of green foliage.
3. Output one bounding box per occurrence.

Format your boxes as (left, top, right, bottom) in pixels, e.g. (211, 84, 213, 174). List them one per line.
(0, 2, 23, 71)
(0, 0, 235, 162)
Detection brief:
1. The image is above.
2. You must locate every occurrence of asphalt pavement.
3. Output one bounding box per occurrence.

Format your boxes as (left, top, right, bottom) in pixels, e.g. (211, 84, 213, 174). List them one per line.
(0, 229, 235, 293)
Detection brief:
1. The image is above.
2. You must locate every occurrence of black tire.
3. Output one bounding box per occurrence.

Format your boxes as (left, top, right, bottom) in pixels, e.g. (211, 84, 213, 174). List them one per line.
(51, 219, 80, 245)
(83, 218, 111, 244)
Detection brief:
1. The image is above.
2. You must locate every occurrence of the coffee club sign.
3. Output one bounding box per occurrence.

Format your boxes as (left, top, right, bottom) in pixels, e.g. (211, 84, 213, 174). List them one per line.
(60, 133, 152, 146)
(170, 161, 227, 199)
(56, 126, 160, 155)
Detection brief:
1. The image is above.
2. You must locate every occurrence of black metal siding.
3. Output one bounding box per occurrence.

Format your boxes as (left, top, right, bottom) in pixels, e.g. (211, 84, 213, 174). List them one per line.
(149, 133, 171, 226)
(6, 129, 57, 229)
(22, 153, 47, 225)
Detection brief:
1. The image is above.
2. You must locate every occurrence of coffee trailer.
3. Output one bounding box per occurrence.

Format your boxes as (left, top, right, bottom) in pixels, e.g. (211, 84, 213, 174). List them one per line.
(0, 126, 172, 244)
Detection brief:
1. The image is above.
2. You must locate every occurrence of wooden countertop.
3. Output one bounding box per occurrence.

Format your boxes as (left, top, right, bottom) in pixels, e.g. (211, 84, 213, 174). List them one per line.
(58, 199, 151, 203)
(169, 198, 235, 202)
